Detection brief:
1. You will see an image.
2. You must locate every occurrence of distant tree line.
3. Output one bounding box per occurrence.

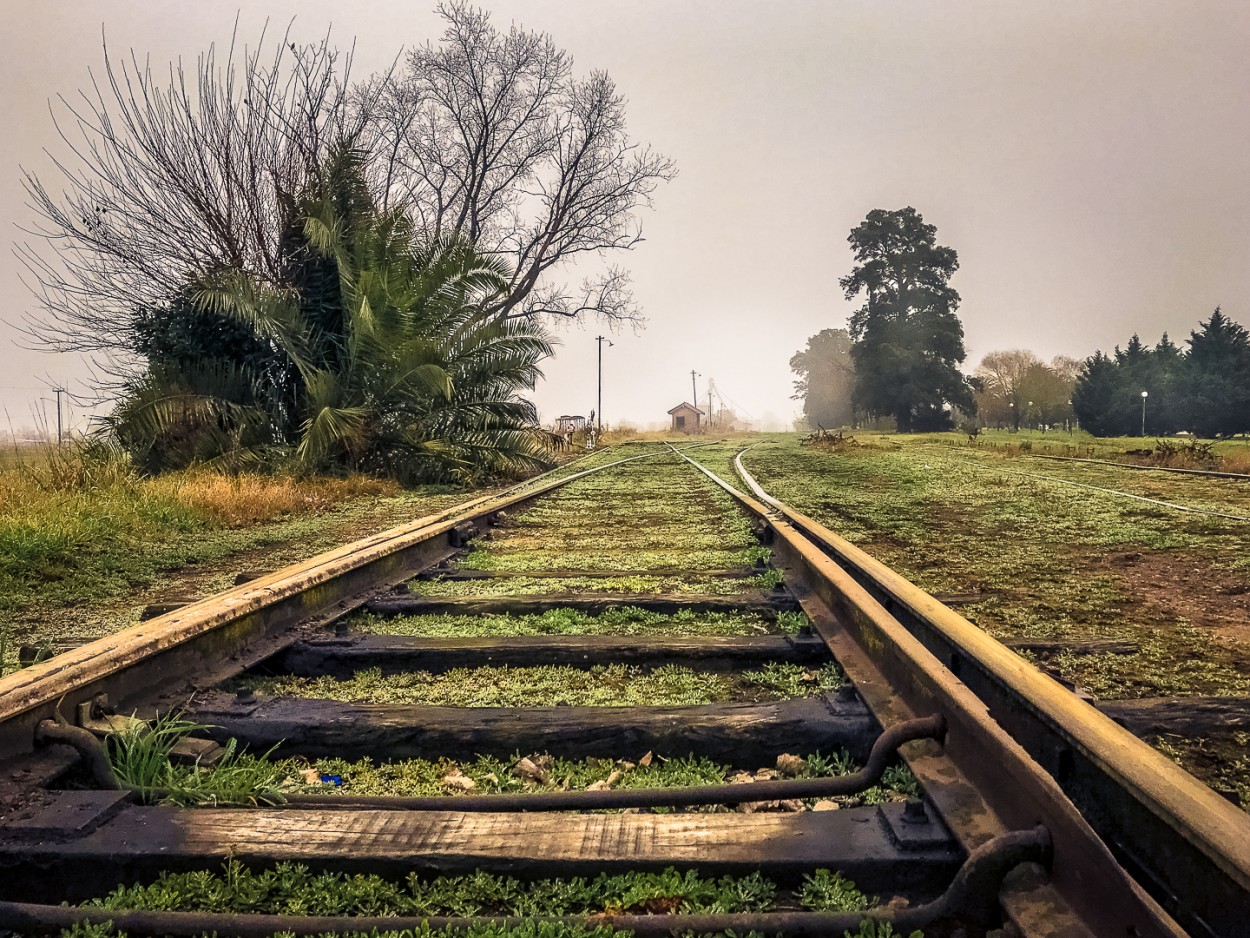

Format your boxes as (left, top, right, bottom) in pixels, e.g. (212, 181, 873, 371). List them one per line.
(1073, 309, 1250, 437)
(974, 351, 1080, 430)
(792, 205, 1249, 440)
(18, 3, 673, 479)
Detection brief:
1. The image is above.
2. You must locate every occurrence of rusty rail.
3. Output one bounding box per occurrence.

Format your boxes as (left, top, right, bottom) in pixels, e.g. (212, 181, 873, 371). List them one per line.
(721, 443, 1250, 938)
(666, 444, 1189, 938)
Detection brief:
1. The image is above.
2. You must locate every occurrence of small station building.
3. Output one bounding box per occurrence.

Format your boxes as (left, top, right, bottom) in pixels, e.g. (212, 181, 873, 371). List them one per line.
(667, 402, 704, 433)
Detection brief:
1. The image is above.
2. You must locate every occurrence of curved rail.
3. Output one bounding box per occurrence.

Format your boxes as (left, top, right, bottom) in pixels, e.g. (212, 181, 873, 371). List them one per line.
(1030, 452, 1250, 481)
(727, 443, 1250, 938)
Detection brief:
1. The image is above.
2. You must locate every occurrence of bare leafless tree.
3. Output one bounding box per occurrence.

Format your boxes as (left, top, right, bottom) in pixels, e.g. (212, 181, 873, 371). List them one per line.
(359, 2, 676, 325)
(17, 21, 371, 361)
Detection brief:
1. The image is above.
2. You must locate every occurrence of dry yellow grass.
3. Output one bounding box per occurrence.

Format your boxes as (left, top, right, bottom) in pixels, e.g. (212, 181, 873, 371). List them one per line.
(155, 472, 398, 527)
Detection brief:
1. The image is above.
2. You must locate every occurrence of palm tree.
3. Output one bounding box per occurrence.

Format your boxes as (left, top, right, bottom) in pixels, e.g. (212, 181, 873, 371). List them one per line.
(110, 143, 556, 481)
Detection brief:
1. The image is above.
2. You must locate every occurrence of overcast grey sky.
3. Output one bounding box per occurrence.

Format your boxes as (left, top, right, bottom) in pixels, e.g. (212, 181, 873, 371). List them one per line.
(2, 0, 1248, 433)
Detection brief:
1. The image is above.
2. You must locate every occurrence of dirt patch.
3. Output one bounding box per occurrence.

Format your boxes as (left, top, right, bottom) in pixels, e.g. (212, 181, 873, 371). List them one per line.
(1146, 730, 1250, 811)
(1099, 549, 1250, 646)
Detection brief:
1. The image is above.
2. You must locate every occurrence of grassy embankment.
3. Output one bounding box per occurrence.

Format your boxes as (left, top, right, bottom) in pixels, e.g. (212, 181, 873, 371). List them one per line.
(0, 442, 621, 672)
(686, 430, 1250, 807)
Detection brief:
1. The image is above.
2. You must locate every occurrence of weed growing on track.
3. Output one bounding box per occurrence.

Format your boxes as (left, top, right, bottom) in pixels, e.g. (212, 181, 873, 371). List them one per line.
(73, 859, 883, 920)
(409, 575, 762, 597)
(62, 924, 631, 938)
(105, 713, 287, 806)
(350, 607, 801, 637)
(290, 748, 916, 806)
(449, 453, 760, 579)
(743, 662, 848, 695)
(99, 715, 917, 809)
(241, 660, 844, 708)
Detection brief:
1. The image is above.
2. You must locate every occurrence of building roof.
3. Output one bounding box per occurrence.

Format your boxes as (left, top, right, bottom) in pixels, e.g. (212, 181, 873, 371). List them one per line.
(667, 402, 704, 415)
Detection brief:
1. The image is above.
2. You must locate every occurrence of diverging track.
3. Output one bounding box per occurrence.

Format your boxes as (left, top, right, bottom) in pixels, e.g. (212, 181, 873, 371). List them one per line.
(0, 442, 1243, 937)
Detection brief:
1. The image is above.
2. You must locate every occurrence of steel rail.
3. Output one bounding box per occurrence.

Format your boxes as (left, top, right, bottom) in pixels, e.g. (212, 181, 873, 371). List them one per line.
(980, 464, 1250, 522)
(0, 446, 666, 754)
(1029, 452, 1250, 481)
(728, 443, 1250, 938)
(665, 444, 1186, 938)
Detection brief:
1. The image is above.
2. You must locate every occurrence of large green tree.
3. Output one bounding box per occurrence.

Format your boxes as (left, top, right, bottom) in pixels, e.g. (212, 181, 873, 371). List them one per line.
(1072, 315, 1248, 438)
(790, 328, 856, 429)
(1071, 351, 1127, 436)
(839, 208, 975, 432)
(1177, 308, 1250, 437)
(110, 144, 555, 481)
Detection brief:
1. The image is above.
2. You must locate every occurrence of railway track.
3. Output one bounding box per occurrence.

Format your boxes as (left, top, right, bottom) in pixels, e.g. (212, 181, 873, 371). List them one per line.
(0, 442, 1247, 937)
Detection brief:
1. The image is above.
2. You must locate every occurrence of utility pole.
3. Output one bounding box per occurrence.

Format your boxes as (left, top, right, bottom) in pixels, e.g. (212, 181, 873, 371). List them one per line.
(690, 370, 700, 432)
(54, 388, 64, 446)
(595, 336, 613, 434)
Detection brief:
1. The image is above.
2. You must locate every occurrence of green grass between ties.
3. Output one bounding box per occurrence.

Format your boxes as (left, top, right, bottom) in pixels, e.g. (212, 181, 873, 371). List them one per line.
(407, 575, 771, 597)
(102, 714, 918, 809)
(237, 661, 847, 708)
(66, 859, 898, 923)
(349, 607, 806, 638)
(448, 452, 760, 579)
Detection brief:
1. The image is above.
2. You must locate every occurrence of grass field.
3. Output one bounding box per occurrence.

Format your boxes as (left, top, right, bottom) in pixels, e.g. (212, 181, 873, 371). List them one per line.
(0, 443, 535, 672)
(685, 429, 1250, 807)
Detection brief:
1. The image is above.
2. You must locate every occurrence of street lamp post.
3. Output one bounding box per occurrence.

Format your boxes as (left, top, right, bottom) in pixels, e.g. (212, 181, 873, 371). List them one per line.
(1141, 390, 1148, 437)
(595, 336, 613, 436)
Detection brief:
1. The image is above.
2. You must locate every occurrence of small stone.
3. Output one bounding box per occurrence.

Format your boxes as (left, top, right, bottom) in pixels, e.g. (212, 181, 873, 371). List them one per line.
(777, 799, 805, 812)
(638, 751, 653, 767)
(442, 772, 476, 791)
(728, 771, 754, 785)
(736, 801, 759, 814)
(604, 769, 624, 787)
(587, 780, 611, 791)
(753, 768, 777, 781)
(812, 800, 840, 812)
(299, 768, 323, 785)
(514, 757, 549, 783)
(775, 753, 806, 777)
